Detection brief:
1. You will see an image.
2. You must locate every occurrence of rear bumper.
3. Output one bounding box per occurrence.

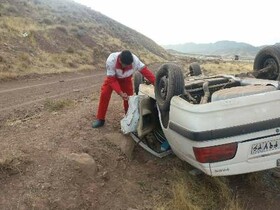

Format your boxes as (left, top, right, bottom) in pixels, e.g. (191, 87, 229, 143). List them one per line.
(210, 152, 280, 176)
(181, 157, 280, 176)
(163, 120, 280, 176)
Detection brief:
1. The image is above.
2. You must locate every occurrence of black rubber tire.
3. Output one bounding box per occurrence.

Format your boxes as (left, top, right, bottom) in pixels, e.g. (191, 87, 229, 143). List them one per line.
(253, 45, 280, 80)
(189, 62, 202, 76)
(155, 63, 185, 111)
(133, 71, 144, 95)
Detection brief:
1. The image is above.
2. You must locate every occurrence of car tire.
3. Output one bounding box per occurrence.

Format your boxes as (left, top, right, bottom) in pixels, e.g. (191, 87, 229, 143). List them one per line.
(189, 62, 202, 76)
(155, 63, 185, 112)
(253, 45, 280, 80)
(133, 71, 144, 95)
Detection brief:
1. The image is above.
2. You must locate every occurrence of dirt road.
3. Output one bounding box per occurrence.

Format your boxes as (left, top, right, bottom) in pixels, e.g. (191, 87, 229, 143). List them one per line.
(0, 69, 280, 210)
(0, 70, 104, 118)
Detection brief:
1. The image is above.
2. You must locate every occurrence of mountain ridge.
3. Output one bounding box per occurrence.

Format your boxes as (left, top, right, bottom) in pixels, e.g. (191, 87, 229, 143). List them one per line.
(163, 40, 263, 58)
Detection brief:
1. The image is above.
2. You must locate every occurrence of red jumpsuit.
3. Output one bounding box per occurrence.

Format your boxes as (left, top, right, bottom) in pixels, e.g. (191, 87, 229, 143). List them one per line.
(96, 52, 155, 120)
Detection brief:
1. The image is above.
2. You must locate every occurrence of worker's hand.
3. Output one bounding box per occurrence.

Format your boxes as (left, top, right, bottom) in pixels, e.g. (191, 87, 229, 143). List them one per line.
(119, 92, 128, 101)
(144, 79, 151, 85)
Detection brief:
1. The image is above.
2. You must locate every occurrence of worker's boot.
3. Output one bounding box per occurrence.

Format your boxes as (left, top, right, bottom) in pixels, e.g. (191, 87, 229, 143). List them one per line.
(92, 119, 105, 128)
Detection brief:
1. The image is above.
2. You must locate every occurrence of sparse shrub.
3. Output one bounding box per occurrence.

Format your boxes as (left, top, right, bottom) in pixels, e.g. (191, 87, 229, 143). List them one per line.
(0, 55, 4, 63)
(158, 169, 243, 210)
(42, 18, 52, 25)
(60, 57, 67, 63)
(44, 98, 73, 111)
(79, 52, 92, 64)
(70, 28, 78, 33)
(0, 154, 28, 175)
(56, 26, 68, 34)
(19, 53, 30, 61)
(7, 6, 18, 14)
(66, 47, 74, 53)
(58, 17, 67, 25)
(68, 62, 78, 68)
(20, 63, 29, 70)
(76, 29, 85, 38)
(78, 25, 86, 30)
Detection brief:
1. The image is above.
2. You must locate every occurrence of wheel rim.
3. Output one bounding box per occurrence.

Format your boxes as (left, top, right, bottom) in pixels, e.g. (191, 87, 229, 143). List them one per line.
(159, 76, 168, 100)
(263, 57, 279, 79)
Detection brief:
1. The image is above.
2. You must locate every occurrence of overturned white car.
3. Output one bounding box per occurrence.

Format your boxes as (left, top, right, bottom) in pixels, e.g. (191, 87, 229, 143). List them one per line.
(129, 44, 280, 176)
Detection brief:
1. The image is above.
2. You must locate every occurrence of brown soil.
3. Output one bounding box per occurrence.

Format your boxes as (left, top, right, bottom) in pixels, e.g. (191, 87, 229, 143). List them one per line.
(0, 68, 279, 210)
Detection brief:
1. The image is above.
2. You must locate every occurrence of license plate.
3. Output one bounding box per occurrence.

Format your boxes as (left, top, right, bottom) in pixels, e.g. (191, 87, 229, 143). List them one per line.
(251, 139, 280, 155)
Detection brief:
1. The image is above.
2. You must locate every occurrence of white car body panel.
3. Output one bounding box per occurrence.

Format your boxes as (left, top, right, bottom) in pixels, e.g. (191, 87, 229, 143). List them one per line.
(138, 77, 280, 176)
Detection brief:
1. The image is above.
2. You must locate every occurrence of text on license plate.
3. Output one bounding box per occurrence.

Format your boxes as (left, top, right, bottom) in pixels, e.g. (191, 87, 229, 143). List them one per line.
(251, 139, 280, 155)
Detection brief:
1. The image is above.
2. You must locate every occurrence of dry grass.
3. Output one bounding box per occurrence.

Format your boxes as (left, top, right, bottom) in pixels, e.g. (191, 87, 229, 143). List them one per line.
(0, 50, 253, 82)
(139, 51, 167, 65)
(157, 169, 244, 210)
(0, 17, 38, 32)
(106, 36, 123, 46)
(201, 60, 253, 75)
(44, 98, 74, 112)
(0, 153, 29, 175)
(0, 71, 19, 80)
(0, 49, 94, 80)
(244, 170, 280, 191)
(91, 92, 100, 101)
(4, 57, 253, 80)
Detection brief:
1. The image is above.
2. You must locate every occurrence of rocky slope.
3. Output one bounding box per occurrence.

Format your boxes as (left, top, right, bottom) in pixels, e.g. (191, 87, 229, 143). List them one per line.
(0, 0, 171, 79)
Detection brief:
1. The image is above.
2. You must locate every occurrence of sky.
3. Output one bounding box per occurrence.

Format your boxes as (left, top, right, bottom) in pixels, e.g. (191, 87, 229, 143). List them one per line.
(73, 0, 279, 47)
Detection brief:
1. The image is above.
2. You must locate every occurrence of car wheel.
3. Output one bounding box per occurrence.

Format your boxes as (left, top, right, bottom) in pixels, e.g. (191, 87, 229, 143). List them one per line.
(133, 71, 144, 95)
(253, 45, 280, 80)
(189, 62, 202, 76)
(155, 63, 185, 112)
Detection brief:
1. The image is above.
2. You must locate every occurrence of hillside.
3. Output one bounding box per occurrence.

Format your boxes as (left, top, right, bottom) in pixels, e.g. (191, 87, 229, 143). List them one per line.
(163, 40, 261, 59)
(0, 0, 171, 79)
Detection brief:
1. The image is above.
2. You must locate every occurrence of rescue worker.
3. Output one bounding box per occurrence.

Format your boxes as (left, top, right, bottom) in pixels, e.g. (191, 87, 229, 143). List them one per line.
(92, 50, 155, 128)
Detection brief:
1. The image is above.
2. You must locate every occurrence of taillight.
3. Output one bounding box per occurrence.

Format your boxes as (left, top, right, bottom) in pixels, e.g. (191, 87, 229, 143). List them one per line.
(193, 143, 238, 163)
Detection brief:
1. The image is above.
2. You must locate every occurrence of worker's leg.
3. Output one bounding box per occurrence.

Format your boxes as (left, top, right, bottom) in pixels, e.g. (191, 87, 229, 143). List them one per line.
(96, 81, 113, 120)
